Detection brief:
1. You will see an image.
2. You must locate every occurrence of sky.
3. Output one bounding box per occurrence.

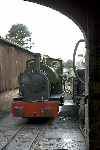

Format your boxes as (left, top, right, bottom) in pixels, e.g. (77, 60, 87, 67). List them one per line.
(0, 0, 85, 62)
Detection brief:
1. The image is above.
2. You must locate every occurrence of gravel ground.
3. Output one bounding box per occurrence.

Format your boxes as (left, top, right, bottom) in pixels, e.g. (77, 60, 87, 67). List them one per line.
(0, 98, 87, 150)
(0, 89, 18, 114)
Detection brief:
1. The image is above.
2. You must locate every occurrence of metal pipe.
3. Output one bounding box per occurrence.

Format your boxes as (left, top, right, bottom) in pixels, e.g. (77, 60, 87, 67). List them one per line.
(73, 39, 85, 84)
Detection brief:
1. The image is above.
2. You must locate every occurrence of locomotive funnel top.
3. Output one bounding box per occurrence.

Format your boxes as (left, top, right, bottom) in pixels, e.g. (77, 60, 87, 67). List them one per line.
(26, 53, 41, 72)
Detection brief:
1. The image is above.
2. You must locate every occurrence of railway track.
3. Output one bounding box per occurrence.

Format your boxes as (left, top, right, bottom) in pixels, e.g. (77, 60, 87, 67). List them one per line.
(0, 110, 87, 150)
(0, 124, 46, 150)
(0, 126, 24, 150)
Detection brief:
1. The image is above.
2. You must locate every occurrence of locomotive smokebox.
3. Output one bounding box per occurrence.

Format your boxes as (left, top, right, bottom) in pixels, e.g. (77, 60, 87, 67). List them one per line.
(19, 72, 49, 100)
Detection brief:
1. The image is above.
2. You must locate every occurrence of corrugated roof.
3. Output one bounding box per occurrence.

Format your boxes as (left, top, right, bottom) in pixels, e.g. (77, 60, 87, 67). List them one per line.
(0, 36, 40, 56)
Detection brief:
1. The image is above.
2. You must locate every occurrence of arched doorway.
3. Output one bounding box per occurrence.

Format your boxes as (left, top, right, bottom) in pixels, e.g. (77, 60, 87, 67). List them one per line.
(24, 1, 99, 149)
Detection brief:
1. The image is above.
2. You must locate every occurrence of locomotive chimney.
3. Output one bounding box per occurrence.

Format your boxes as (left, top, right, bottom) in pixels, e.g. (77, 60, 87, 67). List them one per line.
(34, 53, 41, 72)
(26, 53, 41, 72)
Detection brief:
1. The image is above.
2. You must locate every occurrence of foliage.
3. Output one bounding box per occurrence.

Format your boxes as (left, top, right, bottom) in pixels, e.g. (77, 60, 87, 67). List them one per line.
(5, 24, 33, 49)
(63, 59, 74, 95)
(63, 59, 73, 69)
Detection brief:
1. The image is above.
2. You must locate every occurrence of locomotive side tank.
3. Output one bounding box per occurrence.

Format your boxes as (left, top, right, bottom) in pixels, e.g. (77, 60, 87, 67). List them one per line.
(12, 53, 64, 118)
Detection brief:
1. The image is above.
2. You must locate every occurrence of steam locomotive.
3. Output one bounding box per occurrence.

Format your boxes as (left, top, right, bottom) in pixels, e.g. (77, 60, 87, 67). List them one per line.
(73, 68, 86, 130)
(12, 53, 64, 118)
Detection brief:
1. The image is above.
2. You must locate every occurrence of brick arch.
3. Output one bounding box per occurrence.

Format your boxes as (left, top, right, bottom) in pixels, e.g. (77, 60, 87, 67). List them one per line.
(25, 0, 89, 36)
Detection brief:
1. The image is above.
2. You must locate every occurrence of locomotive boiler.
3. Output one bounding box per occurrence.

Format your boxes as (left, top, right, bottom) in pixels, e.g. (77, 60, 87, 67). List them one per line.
(12, 53, 64, 118)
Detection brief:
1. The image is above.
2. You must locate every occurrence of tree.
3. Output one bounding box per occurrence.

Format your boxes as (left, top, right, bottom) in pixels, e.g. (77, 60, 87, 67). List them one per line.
(5, 24, 33, 49)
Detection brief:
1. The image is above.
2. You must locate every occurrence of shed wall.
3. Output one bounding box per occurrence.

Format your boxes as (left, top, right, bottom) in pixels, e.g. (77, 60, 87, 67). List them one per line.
(0, 41, 34, 92)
